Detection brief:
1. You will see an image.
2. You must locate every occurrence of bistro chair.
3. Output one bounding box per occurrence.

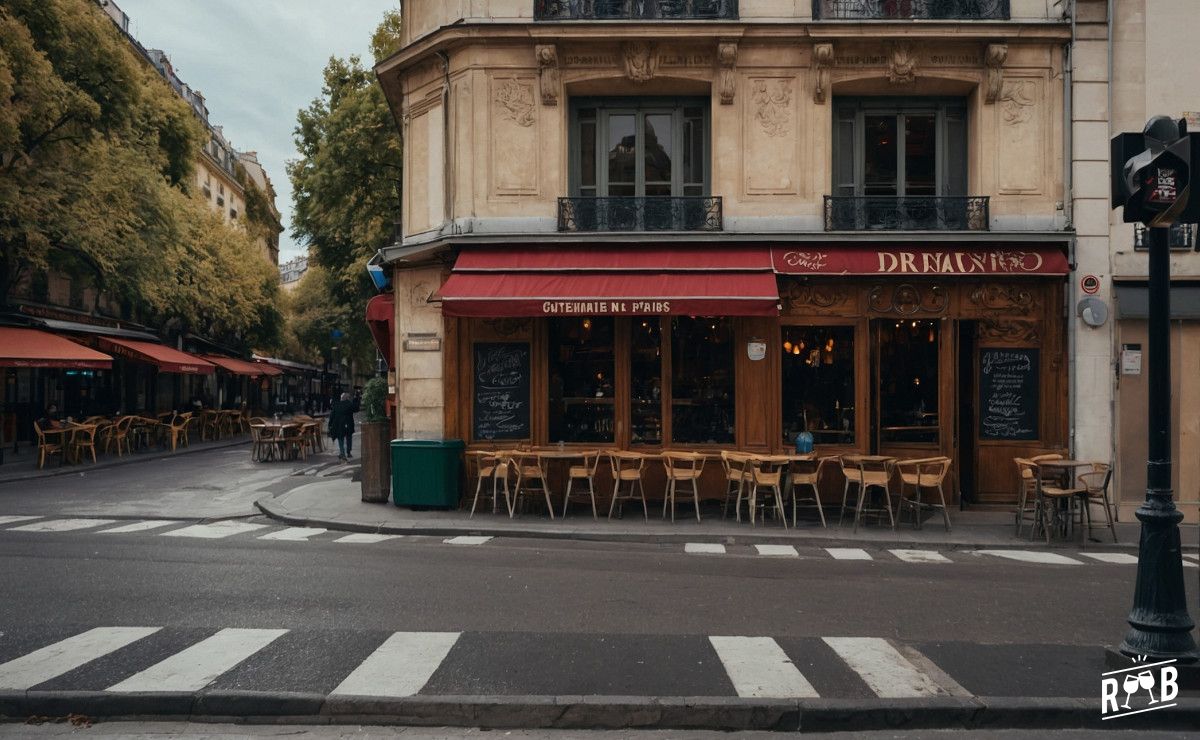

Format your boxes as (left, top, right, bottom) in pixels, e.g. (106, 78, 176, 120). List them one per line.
(607, 451, 649, 521)
(511, 450, 555, 519)
(719, 451, 755, 522)
(662, 451, 706, 523)
(1077, 463, 1118, 543)
(1015, 453, 1063, 538)
(33, 422, 64, 469)
(789, 456, 834, 528)
(467, 451, 512, 517)
(67, 423, 99, 464)
(895, 457, 953, 531)
(561, 450, 603, 520)
(106, 416, 135, 457)
(163, 412, 191, 452)
(280, 423, 307, 461)
(839, 456, 896, 533)
(249, 423, 278, 462)
(201, 410, 221, 441)
(1033, 460, 1087, 544)
(746, 457, 789, 528)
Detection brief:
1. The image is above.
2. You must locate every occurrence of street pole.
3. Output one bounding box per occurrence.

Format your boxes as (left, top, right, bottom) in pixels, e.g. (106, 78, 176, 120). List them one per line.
(1119, 225, 1198, 661)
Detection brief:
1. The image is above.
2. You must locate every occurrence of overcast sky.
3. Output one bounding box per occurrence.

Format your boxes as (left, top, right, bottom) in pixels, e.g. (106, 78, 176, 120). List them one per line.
(115, 0, 396, 262)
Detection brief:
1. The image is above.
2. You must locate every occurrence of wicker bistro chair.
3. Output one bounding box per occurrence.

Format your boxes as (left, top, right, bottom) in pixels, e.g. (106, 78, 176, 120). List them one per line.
(1077, 463, 1117, 544)
(561, 450, 603, 520)
(511, 450, 555, 519)
(163, 412, 191, 452)
(895, 456, 953, 531)
(33, 422, 64, 469)
(789, 456, 834, 528)
(200, 410, 221, 441)
(467, 451, 512, 517)
(746, 457, 789, 528)
(249, 423, 277, 462)
(106, 416, 135, 457)
(607, 451, 650, 520)
(839, 455, 896, 533)
(1014, 453, 1063, 536)
(280, 423, 307, 461)
(662, 451, 707, 523)
(719, 451, 756, 522)
(67, 423, 99, 464)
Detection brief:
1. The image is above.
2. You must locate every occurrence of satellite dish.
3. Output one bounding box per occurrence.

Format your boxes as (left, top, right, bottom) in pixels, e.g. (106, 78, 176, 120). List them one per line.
(1077, 297, 1109, 327)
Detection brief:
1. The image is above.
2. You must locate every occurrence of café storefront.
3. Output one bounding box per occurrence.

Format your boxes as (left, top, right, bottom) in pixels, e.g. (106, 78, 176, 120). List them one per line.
(439, 241, 1070, 506)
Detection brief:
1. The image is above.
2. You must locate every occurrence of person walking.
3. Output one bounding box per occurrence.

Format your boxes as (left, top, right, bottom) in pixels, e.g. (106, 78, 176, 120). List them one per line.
(328, 392, 356, 461)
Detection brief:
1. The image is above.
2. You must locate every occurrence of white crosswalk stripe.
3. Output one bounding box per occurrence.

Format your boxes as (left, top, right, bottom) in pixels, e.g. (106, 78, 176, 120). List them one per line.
(334, 533, 401, 544)
(975, 549, 1083, 565)
(685, 543, 726, 555)
(107, 628, 287, 692)
(709, 636, 818, 698)
(0, 627, 161, 690)
(754, 544, 799, 557)
(331, 631, 460, 697)
(259, 527, 328, 541)
(9, 518, 118, 532)
(823, 637, 946, 698)
(161, 522, 269, 539)
(0, 516, 42, 526)
(825, 548, 873, 560)
(444, 535, 492, 545)
(889, 549, 951, 563)
(98, 521, 177, 534)
(1080, 552, 1139, 564)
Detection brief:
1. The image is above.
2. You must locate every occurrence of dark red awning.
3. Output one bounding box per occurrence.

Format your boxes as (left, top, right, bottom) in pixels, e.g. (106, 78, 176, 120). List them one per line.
(771, 245, 1070, 276)
(0, 327, 112, 369)
(97, 337, 215, 375)
(440, 246, 779, 318)
(366, 292, 394, 368)
(202, 355, 273, 377)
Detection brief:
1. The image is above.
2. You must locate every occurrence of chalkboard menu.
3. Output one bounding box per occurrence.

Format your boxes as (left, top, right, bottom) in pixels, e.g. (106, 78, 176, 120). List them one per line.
(979, 348, 1039, 441)
(473, 342, 530, 441)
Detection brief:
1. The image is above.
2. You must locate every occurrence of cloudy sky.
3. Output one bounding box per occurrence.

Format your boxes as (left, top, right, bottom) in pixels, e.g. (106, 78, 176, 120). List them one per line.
(116, 0, 397, 261)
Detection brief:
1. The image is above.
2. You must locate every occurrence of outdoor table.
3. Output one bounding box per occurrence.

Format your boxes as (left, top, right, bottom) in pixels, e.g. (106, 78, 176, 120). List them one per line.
(129, 416, 163, 451)
(1034, 459, 1095, 541)
(253, 420, 302, 461)
(531, 448, 595, 513)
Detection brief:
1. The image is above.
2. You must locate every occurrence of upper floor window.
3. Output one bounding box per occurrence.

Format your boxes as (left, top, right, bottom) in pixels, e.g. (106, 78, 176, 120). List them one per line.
(813, 0, 1009, 20)
(536, 0, 738, 21)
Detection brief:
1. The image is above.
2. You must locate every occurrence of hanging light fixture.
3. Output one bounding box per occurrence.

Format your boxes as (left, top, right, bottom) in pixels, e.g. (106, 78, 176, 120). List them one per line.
(582, 318, 592, 330)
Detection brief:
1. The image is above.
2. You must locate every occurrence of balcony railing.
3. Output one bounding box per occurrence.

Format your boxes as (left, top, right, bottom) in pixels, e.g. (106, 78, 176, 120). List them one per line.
(813, 0, 1009, 20)
(558, 196, 723, 232)
(535, 0, 738, 20)
(1134, 222, 1197, 251)
(824, 196, 990, 231)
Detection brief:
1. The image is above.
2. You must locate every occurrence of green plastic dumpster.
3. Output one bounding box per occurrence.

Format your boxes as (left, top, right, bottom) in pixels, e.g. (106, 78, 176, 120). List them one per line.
(390, 438, 465, 509)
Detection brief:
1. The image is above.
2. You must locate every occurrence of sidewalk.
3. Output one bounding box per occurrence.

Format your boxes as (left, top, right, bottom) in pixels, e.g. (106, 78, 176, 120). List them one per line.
(256, 472, 1199, 550)
(0, 436, 250, 486)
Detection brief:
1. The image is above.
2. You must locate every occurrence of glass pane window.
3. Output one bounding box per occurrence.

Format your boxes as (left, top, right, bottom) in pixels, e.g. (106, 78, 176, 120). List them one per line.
(630, 318, 663, 445)
(548, 317, 615, 443)
(833, 99, 967, 198)
(579, 111, 597, 194)
(781, 326, 855, 446)
(607, 114, 636, 196)
(878, 319, 939, 444)
(670, 317, 734, 445)
(903, 114, 937, 196)
(863, 115, 898, 196)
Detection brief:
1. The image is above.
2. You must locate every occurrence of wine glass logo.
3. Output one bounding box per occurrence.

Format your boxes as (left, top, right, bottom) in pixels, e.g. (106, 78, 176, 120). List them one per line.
(1138, 669, 1158, 704)
(1121, 672, 1140, 709)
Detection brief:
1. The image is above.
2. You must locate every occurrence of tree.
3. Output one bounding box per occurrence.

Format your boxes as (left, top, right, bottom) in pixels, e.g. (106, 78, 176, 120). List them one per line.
(280, 264, 374, 375)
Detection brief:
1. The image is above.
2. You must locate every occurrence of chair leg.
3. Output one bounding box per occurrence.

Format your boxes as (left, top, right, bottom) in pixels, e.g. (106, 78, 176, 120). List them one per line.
(692, 481, 701, 523)
(937, 484, 951, 532)
(542, 478, 555, 520)
(663, 479, 673, 521)
(775, 486, 787, 529)
(562, 476, 574, 518)
(609, 479, 621, 520)
(636, 478, 648, 521)
(469, 475, 484, 518)
(588, 477, 597, 521)
(1101, 491, 1118, 543)
(852, 484, 867, 534)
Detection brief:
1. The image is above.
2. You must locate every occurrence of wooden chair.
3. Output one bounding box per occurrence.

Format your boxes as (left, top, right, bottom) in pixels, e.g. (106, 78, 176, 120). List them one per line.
(719, 450, 755, 521)
(1035, 461, 1087, 544)
(249, 423, 277, 462)
(201, 410, 221, 441)
(1015, 453, 1063, 538)
(607, 451, 649, 520)
(1077, 463, 1117, 543)
(467, 451, 512, 517)
(280, 424, 307, 461)
(68, 423, 99, 464)
(839, 456, 896, 533)
(662, 451, 706, 523)
(896, 456, 952, 531)
(561, 450, 603, 520)
(162, 412, 191, 452)
(746, 457, 788, 528)
(789, 456, 834, 528)
(33, 422, 64, 469)
(106, 416, 134, 457)
(511, 451, 555, 519)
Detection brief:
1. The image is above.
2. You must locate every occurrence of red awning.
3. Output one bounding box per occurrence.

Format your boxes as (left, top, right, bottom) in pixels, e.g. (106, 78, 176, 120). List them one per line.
(771, 245, 1070, 276)
(254, 363, 284, 377)
(365, 292, 394, 368)
(202, 355, 273, 377)
(440, 246, 779, 318)
(0, 327, 113, 369)
(97, 337, 215, 374)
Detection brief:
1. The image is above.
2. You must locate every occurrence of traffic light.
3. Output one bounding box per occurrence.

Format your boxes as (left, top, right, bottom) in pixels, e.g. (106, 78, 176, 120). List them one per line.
(1111, 116, 1200, 226)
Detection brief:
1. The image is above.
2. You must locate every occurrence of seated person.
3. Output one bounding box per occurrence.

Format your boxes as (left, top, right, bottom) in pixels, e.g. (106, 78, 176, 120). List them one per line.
(36, 404, 63, 431)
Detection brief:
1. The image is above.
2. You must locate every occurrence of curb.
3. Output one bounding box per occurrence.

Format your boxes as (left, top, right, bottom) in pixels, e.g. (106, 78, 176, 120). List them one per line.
(253, 494, 1148, 552)
(2, 692, 1199, 730)
(0, 439, 248, 486)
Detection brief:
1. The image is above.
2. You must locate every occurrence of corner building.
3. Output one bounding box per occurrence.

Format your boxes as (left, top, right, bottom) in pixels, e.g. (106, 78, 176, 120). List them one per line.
(377, 0, 1076, 506)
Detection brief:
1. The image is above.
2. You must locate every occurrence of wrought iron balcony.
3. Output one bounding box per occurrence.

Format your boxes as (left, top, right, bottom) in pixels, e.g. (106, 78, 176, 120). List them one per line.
(1134, 222, 1196, 251)
(558, 196, 723, 232)
(535, 0, 738, 21)
(813, 0, 1009, 20)
(824, 196, 990, 231)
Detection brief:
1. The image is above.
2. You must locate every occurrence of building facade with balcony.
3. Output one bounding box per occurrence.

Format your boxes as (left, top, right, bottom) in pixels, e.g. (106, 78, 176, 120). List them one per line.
(377, 0, 1075, 506)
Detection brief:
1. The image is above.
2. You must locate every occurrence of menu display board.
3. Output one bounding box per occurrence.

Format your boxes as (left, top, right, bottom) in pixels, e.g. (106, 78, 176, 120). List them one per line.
(472, 342, 530, 441)
(979, 348, 1039, 440)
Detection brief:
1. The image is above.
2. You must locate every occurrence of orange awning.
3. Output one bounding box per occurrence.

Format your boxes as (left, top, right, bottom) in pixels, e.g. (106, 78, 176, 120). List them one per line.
(202, 355, 275, 377)
(97, 337, 215, 374)
(0, 327, 112, 369)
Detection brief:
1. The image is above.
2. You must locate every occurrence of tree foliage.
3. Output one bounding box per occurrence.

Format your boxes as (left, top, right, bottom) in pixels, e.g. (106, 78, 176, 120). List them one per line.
(0, 0, 281, 353)
(279, 264, 373, 373)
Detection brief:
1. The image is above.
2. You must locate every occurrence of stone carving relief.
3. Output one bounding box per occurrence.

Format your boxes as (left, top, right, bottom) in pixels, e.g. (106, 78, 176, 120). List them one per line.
(535, 44, 559, 106)
(752, 79, 792, 137)
(967, 284, 1037, 314)
(984, 43, 1008, 104)
(812, 43, 833, 104)
(868, 283, 948, 315)
(888, 42, 917, 85)
(980, 318, 1040, 343)
(781, 282, 850, 313)
(494, 80, 535, 127)
(717, 42, 737, 105)
(622, 41, 658, 83)
(1000, 80, 1035, 125)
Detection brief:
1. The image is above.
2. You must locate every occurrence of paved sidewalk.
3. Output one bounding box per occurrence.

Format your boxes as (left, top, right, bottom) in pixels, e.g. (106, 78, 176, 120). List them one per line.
(256, 472, 1200, 550)
(0, 436, 250, 486)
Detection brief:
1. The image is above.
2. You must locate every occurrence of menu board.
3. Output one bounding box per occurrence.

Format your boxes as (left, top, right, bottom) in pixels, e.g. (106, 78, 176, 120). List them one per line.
(472, 342, 530, 441)
(979, 348, 1039, 440)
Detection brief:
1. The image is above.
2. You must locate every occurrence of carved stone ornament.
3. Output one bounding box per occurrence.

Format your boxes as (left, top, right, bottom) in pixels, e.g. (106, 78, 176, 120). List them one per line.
(622, 41, 658, 83)
(812, 43, 833, 104)
(980, 317, 1040, 343)
(868, 283, 948, 315)
(984, 43, 1007, 104)
(888, 42, 917, 85)
(968, 284, 1036, 314)
(717, 42, 737, 105)
(1000, 79, 1035, 125)
(781, 282, 849, 313)
(753, 79, 792, 138)
(494, 79, 535, 127)
(535, 44, 559, 106)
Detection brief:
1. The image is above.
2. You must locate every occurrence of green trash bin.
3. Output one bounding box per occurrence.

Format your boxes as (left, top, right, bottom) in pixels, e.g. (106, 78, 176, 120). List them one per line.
(390, 438, 465, 509)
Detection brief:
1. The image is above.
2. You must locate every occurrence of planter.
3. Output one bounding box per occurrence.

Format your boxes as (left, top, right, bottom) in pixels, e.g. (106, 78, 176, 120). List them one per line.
(359, 421, 392, 503)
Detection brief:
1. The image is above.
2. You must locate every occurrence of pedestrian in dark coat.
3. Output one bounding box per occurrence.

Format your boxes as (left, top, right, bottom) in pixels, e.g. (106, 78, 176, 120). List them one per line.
(328, 392, 356, 461)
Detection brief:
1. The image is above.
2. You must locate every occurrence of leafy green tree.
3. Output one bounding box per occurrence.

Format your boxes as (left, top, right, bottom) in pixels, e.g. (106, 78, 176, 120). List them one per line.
(280, 264, 374, 374)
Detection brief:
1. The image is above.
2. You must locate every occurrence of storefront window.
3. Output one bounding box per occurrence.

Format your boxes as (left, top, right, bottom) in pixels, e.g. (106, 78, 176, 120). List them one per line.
(878, 319, 939, 444)
(630, 318, 662, 445)
(670, 317, 733, 445)
(781, 326, 855, 446)
(548, 317, 615, 443)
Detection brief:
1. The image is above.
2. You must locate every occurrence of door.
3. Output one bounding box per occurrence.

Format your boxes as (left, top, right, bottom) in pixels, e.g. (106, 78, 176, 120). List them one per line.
(871, 318, 946, 460)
